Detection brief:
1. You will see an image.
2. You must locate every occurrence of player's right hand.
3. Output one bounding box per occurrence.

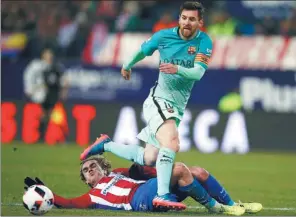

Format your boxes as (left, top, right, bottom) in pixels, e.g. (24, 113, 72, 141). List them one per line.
(121, 67, 131, 80)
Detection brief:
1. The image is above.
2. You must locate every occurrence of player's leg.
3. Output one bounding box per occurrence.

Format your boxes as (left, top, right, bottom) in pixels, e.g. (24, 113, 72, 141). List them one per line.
(103, 142, 158, 166)
(153, 118, 179, 197)
(189, 166, 235, 205)
(142, 97, 185, 208)
(80, 96, 158, 164)
(171, 163, 217, 209)
(171, 163, 245, 216)
(80, 131, 160, 166)
(190, 166, 262, 213)
(39, 101, 53, 142)
(80, 135, 147, 165)
(39, 92, 59, 142)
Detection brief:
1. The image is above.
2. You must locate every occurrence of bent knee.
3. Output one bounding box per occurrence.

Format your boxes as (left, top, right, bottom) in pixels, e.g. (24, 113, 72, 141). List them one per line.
(190, 167, 209, 182)
(157, 135, 180, 152)
(170, 136, 180, 152)
(173, 162, 189, 177)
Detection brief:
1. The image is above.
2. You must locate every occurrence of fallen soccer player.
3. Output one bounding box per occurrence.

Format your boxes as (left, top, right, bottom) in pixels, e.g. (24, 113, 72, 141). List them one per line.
(24, 156, 262, 215)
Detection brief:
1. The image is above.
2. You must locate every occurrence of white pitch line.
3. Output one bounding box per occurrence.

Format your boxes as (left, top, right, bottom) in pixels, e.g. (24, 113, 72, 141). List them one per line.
(187, 206, 296, 211)
(2, 203, 296, 212)
(265, 208, 296, 211)
(1, 203, 23, 206)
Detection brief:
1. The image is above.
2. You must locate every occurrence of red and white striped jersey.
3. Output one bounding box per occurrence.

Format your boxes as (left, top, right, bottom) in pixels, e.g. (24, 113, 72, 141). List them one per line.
(88, 172, 146, 210)
(53, 166, 156, 210)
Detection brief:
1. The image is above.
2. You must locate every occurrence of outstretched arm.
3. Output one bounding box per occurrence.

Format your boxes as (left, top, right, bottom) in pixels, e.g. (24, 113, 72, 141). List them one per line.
(54, 193, 94, 209)
(121, 31, 162, 80)
(121, 50, 146, 80)
(24, 177, 95, 209)
(122, 50, 146, 71)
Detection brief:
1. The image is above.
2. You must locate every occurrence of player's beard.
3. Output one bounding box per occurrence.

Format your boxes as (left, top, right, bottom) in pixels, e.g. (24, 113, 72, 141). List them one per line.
(180, 26, 197, 39)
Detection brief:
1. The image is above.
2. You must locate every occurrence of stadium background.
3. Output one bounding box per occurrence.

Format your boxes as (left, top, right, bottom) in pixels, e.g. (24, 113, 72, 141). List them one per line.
(1, 0, 296, 216)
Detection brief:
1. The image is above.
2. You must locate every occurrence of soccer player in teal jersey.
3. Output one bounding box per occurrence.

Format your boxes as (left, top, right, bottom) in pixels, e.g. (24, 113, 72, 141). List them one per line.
(80, 1, 228, 211)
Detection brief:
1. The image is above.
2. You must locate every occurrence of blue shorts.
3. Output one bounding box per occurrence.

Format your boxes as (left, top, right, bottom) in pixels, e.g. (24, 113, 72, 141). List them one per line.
(130, 178, 188, 212)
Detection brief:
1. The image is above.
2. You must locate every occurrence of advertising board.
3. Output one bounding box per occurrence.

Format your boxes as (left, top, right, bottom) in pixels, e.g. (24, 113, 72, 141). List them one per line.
(2, 101, 295, 152)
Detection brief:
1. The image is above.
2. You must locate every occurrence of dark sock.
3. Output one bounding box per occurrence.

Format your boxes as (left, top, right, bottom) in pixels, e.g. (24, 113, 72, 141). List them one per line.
(178, 179, 216, 208)
(201, 175, 234, 206)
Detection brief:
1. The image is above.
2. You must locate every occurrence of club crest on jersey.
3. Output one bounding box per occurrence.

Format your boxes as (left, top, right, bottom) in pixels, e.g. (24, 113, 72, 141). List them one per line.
(187, 46, 196, 55)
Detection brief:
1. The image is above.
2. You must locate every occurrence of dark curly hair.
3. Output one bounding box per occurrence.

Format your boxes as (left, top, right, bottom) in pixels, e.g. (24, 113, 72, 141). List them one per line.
(80, 156, 112, 184)
(180, 1, 205, 20)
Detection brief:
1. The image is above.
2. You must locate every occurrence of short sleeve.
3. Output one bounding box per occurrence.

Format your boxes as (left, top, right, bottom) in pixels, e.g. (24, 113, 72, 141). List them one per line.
(194, 35, 213, 69)
(141, 31, 162, 56)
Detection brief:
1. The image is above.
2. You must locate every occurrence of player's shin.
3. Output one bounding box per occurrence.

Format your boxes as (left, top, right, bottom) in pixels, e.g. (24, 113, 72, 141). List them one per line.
(178, 179, 218, 209)
(200, 175, 235, 206)
(104, 142, 145, 165)
(156, 147, 176, 196)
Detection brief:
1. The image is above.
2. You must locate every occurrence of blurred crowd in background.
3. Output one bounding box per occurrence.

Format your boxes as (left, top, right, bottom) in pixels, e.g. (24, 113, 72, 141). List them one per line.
(2, 0, 296, 59)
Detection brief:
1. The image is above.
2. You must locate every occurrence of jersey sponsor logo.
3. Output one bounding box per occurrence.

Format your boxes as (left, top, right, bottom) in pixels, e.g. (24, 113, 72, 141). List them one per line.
(187, 46, 196, 55)
(101, 174, 125, 195)
(160, 59, 194, 68)
(195, 53, 210, 65)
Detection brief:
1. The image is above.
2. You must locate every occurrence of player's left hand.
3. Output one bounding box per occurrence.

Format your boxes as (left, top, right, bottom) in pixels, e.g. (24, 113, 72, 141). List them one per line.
(159, 63, 178, 74)
(24, 177, 45, 191)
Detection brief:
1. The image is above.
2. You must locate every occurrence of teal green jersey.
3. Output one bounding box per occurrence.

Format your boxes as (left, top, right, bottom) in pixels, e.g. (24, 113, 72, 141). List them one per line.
(141, 27, 213, 112)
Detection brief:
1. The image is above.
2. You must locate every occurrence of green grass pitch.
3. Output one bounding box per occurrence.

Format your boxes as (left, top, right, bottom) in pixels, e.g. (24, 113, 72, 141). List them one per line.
(1, 142, 296, 216)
